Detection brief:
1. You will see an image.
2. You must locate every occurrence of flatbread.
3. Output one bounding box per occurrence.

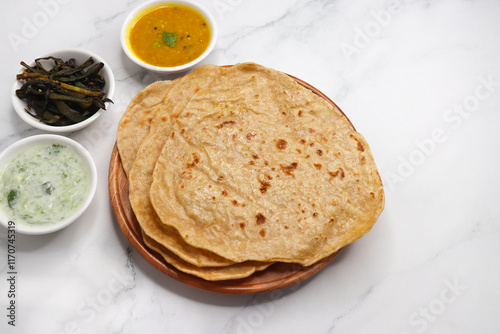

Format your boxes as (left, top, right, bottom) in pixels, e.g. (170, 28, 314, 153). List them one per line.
(142, 231, 271, 281)
(128, 65, 239, 267)
(117, 80, 176, 175)
(150, 63, 384, 266)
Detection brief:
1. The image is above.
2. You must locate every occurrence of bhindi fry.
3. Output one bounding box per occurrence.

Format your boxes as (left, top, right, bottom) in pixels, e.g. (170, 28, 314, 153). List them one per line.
(15, 56, 113, 126)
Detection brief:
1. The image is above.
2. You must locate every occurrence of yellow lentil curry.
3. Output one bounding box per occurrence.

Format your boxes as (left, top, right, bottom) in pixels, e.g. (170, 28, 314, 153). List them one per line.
(127, 3, 211, 67)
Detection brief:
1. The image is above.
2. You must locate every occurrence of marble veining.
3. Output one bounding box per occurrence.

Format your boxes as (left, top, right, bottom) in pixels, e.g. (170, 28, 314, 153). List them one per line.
(1, 0, 499, 333)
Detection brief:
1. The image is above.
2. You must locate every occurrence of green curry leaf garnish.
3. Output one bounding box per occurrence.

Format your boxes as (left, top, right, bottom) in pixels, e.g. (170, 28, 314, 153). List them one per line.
(162, 32, 178, 47)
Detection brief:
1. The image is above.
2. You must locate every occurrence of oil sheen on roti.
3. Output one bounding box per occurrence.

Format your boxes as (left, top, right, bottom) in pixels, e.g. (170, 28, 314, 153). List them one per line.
(117, 63, 384, 281)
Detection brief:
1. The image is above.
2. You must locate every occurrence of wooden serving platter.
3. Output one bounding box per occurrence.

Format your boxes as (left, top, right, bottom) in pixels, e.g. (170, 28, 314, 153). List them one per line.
(108, 74, 346, 294)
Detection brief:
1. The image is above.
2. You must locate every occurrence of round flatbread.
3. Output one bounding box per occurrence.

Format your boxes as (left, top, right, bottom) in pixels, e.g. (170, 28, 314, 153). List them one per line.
(150, 63, 384, 266)
(142, 231, 271, 281)
(117, 80, 177, 175)
(128, 65, 239, 267)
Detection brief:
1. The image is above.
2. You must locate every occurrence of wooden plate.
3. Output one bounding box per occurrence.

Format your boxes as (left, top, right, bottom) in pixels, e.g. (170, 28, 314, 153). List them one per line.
(108, 74, 346, 294)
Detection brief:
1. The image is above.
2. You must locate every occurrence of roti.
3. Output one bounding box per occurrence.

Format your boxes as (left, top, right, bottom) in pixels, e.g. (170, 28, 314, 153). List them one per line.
(149, 63, 384, 266)
(116, 62, 384, 281)
(122, 66, 280, 279)
(128, 64, 240, 267)
(142, 231, 271, 281)
(117, 80, 177, 175)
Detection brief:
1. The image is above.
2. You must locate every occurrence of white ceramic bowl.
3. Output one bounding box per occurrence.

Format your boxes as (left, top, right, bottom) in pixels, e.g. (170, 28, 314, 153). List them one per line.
(12, 49, 115, 133)
(0, 135, 97, 235)
(121, 0, 217, 74)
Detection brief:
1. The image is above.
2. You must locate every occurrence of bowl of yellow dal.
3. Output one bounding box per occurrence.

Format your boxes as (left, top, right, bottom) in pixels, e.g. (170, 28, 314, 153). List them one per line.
(121, 0, 217, 74)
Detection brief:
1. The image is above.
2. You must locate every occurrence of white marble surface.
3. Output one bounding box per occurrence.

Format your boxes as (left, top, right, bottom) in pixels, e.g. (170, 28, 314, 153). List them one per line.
(1, 0, 499, 333)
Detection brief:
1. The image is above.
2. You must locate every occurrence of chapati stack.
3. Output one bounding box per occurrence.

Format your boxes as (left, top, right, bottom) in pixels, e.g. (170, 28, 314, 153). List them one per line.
(116, 63, 384, 281)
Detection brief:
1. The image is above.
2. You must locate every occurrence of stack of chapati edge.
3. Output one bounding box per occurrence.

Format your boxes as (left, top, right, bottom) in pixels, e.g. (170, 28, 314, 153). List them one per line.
(114, 63, 384, 284)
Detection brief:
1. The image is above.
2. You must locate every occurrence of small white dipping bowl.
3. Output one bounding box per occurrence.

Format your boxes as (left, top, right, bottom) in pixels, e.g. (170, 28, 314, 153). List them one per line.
(0, 135, 97, 235)
(12, 48, 115, 133)
(121, 0, 218, 74)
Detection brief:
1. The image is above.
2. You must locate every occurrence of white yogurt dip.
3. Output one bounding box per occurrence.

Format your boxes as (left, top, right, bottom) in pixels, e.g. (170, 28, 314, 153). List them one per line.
(0, 143, 89, 225)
